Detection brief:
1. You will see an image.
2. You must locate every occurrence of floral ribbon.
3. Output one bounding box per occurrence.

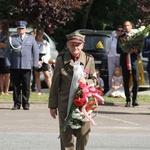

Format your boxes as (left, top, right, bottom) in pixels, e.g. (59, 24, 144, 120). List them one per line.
(79, 83, 104, 125)
(126, 53, 132, 70)
(81, 83, 104, 104)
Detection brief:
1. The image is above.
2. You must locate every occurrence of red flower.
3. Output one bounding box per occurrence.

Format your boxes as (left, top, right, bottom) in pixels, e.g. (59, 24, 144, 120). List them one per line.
(79, 82, 87, 88)
(85, 104, 90, 112)
(74, 97, 85, 107)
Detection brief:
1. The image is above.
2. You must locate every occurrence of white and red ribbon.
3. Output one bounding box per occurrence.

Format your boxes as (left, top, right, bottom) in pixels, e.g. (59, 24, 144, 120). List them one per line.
(80, 84, 104, 125)
(126, 53, 132, 70)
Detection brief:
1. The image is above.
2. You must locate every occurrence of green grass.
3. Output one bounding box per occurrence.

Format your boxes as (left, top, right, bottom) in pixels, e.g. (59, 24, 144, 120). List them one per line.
(103, 95, 150, 103)
(0, 91, 149, 103)
(0, 91, 49, 103)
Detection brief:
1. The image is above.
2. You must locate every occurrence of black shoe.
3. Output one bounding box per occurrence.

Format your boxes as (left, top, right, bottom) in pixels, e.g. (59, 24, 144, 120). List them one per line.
(132, 102, 139, 107)
(125, 102, 130, 107)
(23, 106, 29, 110)
(12, 106, 20, 110)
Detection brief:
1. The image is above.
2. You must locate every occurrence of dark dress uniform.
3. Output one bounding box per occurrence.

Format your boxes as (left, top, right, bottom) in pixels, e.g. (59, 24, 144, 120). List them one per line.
(49, 51, 97, 150)
(5, 21, 39, 110)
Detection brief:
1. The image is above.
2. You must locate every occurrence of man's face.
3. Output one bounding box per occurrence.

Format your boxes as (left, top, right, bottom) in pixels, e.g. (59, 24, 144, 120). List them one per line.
(67, 41, 84, 57)
(17, 28, 26, 35)
(124, 22, 132, 33)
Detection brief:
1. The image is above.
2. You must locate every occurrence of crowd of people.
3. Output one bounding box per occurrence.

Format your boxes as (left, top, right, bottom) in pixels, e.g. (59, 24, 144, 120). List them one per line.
(48, 23, 149, 149)
(0, 20, 149, 107)
(1, 20, 53, 110)
(0, 18, 149, 149)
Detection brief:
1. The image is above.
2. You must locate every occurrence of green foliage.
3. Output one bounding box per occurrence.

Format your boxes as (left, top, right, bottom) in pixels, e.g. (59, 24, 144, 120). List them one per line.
(0, 0, 149, 51)
(0, 0, 14, 20)
(6, 0, 91, 34)
(86, 0, 139, 30)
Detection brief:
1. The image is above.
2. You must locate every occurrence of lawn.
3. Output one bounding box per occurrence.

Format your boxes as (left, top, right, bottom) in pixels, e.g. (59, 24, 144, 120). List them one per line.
(0, 91, 49, 103)
(0, 90, 149, 104)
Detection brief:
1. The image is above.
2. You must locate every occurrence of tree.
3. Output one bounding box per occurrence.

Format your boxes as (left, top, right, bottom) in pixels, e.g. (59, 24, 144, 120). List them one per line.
(7, 0, 93, 34)
(1, 0, 149, 51)
(132, 0, 150, 25)
(0, 0, 14, 20)
(84, 0, 140, 30)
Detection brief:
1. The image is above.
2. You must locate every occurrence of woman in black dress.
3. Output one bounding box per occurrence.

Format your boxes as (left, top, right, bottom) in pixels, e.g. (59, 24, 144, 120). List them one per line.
(0, 20, 10, 95)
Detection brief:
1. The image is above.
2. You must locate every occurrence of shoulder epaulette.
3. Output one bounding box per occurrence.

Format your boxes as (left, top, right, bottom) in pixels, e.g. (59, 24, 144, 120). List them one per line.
(57, 53, 65, 57)
(10, 34, 18, 38)
(85, 53, 93, 57)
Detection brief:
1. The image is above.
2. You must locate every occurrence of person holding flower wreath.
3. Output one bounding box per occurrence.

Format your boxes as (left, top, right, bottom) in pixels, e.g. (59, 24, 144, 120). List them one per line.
(117, 21, 140, 107)
(48, 31, 98, 150)
(142, 35, 150, 85)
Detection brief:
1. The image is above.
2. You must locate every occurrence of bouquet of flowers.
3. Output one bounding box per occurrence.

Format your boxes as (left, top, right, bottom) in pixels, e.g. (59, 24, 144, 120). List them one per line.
(121, 25, 150, 53)
(61, 82, 104, 132)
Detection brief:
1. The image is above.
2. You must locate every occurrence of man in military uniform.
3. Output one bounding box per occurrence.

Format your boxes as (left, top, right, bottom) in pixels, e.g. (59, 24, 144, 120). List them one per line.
(49, 31, 97, 150)
(5, 21, 39, 110)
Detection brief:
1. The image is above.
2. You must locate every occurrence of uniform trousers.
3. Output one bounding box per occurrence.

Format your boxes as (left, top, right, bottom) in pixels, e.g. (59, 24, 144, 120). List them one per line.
(121, 59, 139, 102)
(59, 111, 90, 150)
(10, 69, 31, 108)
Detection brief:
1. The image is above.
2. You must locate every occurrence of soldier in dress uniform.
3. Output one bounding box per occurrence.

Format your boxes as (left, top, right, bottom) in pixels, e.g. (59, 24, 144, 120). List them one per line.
(4, 21, 39, 110)
(49, 31, 97, 150)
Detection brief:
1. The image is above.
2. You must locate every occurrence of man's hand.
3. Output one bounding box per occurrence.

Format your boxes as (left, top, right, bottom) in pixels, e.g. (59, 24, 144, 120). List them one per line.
(129, 48, 138, 54)
(78, 77, 86, 84)
(38, 61, 43, 67)
(50, 108, 57, 119)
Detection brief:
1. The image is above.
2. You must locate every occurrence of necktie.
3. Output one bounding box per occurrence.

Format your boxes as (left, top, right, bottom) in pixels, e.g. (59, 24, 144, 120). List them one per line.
(20, 35, 23, 41)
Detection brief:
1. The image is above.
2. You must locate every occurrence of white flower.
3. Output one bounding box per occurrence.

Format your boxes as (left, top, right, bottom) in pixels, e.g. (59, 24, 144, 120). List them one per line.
(71, 125, 81, 129)
(139, 26, 145, 32)
(132, 29, 138, 34)
(82, 117, 89, 122)
(80, 112, 84, 115)
(74, 108, 80, 113)
(72, 113, 80, 119)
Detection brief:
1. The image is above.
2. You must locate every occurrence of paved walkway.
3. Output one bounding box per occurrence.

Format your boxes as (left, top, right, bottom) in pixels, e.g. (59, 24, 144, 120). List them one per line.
(0, 101, 150, 150)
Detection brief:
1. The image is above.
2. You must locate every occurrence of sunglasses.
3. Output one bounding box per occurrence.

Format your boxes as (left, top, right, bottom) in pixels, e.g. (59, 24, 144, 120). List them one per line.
(117, 29, 124, 32)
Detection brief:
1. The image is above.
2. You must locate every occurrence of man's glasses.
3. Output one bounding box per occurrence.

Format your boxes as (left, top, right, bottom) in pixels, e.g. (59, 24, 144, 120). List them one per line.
(70, 43, 82, 47)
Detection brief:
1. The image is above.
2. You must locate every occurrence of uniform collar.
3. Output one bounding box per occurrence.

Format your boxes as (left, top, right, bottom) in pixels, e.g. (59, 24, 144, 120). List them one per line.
(69, 53, 80, 62)
(63, 51, 86, 67)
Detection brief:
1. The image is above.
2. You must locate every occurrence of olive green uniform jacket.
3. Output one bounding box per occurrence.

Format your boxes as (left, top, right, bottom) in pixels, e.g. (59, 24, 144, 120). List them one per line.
(48, 51, 97, 112)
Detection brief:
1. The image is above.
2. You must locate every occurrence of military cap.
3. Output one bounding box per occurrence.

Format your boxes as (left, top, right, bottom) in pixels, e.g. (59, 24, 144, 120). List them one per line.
(16, 21, 27, 28)
(66, 31, 85, 43)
